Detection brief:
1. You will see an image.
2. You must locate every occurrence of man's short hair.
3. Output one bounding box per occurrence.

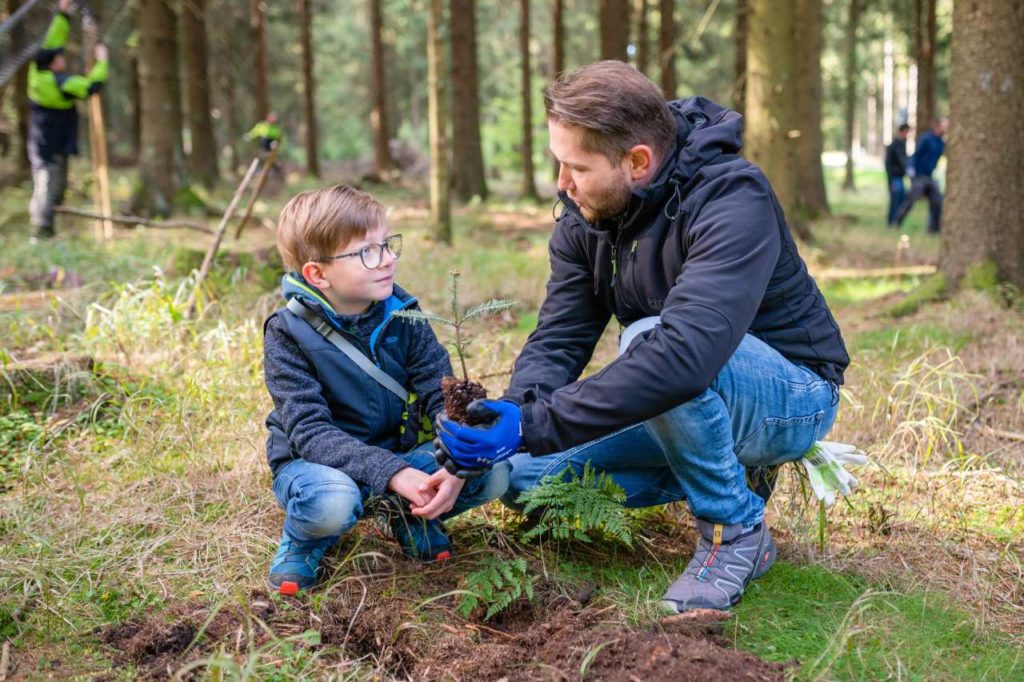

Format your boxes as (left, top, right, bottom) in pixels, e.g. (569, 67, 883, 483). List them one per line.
(898, 124, 911, 133)
(276, 185, 385, 271)
(544, 60, 676, 163)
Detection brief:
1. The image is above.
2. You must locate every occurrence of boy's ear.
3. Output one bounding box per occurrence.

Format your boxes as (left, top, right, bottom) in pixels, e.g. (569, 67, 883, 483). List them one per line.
(300, 261, 328, 288)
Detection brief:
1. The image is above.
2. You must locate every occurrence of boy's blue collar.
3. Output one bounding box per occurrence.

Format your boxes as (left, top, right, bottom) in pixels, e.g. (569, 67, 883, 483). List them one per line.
(281, 273, 417, 342)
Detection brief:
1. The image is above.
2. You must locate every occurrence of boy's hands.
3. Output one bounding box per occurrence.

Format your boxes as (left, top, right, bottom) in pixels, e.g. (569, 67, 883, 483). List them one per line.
(410, 469, 466, 520)
(387, 467, 435, 508)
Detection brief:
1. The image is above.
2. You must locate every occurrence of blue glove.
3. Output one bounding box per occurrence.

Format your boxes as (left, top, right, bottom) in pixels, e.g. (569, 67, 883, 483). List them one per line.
(435, 400, 523, 473)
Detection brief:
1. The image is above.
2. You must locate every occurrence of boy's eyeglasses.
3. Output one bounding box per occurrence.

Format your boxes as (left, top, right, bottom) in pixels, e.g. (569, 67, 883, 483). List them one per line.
(316, 234, 403, 269)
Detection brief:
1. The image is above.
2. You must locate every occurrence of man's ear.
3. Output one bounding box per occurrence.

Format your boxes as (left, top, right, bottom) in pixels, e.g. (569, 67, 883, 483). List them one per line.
(627, 144, 655, 181)
(300, 261, 328, 289)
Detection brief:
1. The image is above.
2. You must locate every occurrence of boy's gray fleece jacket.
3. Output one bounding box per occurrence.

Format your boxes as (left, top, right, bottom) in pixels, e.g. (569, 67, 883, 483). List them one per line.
(505, 96, 849, 456)
(263, 275, 451, 493)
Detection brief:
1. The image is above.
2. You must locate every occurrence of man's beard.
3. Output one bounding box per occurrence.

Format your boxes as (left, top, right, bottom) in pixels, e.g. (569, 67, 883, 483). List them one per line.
(574, 173, 633, 223)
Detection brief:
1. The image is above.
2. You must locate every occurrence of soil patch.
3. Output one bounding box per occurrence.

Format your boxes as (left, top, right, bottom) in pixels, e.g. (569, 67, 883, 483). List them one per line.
(415, 605, 785, 681)
(100, 585, 785, 681)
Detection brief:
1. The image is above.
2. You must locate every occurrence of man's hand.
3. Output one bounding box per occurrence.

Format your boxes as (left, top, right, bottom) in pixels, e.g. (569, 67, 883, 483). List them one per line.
(435, 400, 522, 471)
(94, 44, 109, 62)
(59, 0, 74, 13)
(387, 467, 435, 508)
(410, 469, 466, 520)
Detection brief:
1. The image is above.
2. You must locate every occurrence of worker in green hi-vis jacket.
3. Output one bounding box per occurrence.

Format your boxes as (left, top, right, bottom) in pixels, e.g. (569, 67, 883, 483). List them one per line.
(27, 0, 108, 239)
(245, 112, 284, 178)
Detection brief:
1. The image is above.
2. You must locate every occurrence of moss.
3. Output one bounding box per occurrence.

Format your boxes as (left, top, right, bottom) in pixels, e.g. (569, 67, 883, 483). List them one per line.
(884, 272, 948, 317)
(962, 261, 1000, 292)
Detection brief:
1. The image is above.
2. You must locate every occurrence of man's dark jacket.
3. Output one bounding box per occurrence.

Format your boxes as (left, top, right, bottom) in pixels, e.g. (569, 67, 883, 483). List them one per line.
(910, 131, 945, 178)
(885, 138, 908, 180)
(505, 96, 849, 456)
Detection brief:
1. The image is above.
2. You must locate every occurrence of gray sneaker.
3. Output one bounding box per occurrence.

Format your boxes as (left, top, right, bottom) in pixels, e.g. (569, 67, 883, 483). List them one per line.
(661, 519, 776, 612)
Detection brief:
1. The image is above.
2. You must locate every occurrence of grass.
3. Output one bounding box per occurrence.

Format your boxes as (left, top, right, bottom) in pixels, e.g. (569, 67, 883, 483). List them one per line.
(1, 165, 1022, 678)
(733, 563, 1024, 681)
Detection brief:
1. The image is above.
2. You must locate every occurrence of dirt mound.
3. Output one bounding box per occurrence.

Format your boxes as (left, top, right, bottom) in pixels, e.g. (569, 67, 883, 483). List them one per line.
(100, 584, 785, 681)
(415, 606, 785, 681)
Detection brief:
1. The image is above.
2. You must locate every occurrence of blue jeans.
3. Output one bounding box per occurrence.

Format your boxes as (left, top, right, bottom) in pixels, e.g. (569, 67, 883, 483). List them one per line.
(503, 334, 839, 527)
(273, 442, 511, 543)
(887, 177, 905, 225)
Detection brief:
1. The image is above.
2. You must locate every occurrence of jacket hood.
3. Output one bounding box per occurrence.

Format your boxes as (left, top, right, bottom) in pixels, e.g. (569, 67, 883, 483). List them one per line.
(560, 96, 744, 235)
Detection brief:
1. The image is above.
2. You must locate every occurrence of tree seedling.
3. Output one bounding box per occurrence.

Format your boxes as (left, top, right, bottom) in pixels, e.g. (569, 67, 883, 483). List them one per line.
(393, 270, 516, 425)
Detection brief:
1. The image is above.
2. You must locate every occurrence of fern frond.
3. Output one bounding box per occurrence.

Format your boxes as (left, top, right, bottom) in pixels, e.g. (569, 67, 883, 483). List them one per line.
(457, 556, 537, 621)
(516, 463, 635, 547)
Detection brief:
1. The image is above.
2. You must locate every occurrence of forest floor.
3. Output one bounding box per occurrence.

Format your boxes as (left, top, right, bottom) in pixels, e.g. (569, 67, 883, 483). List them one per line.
(0, 162, 1022, 681)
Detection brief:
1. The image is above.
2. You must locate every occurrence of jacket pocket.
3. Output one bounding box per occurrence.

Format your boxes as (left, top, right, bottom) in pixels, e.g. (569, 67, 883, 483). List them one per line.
(734, 411, 824, 468)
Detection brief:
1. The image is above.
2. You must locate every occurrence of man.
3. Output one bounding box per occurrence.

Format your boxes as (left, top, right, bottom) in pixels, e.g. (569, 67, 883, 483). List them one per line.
(885, 124, 911, 228)
(892, 118, 948, 234)
(27, 0, 108, 239)
(436, 61, 849, 612)
(246, 112, 283, 176)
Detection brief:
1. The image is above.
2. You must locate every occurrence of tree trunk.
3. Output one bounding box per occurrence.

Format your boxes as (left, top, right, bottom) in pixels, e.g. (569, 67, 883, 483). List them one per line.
(939, 0, 1024, 289)
(134, 0, 181, 216)
(552, 0, 565, 179)
(250, 0, 270, 121)
(734, 0, 748, 116)
(370, 0, 395, 177)
(450, 0, 488, 200)
(634, 0, 649, 74)
(298, 0, 319, 177)
(841, 0, 861, 191)
(182, 0, 219, 188)
(658, 0, 676, 99)
(520, 0, 539, 201)
(600, 0, 630, 62)
(426, 0, 451, 242)
(914, 0, 936, 130)
(794, 0, 829, 219)
(745, 0, 810, 242)
(129, 47, 141, 164)
(553, 0, 565, 76)
(7, 0, 31, 172)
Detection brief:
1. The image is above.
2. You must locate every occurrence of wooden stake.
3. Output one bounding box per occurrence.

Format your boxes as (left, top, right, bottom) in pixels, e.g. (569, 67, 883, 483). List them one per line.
(83, 21, 113, 242)
(183, 157, 261, 320)
(234, 143, 280, 239)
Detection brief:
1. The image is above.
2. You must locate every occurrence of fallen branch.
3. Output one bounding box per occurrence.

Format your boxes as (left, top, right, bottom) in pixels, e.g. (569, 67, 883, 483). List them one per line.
(0, 288, 85, 312)
(0, 639, 10, 682)
(55, 207, 213, 234)
(234, 143, 281, 239)
(183, 157, 261, 320)
(985, 427, 1024, 443)
(814, 265, 937, 281)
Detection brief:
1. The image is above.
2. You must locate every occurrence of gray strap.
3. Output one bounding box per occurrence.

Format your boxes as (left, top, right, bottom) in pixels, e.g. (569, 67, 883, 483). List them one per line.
(286, 298, 409, 402)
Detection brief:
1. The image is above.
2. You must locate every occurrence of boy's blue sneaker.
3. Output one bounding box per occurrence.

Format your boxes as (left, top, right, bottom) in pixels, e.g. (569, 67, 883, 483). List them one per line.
(268, 532, 333, 596)
(374, 495, 453, 562)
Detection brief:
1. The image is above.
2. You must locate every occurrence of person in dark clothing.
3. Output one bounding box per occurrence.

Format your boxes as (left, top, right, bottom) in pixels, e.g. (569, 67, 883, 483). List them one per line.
(885, 124, 911, 227)
(262, 185, 509, 594)
(434, 61, 849, 612)
(27, 0, 108, 239)
(892, 117, 948, 234)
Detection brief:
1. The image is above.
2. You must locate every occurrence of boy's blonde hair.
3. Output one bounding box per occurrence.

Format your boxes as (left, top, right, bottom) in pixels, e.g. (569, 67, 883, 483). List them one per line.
(276, 185, 386, 271)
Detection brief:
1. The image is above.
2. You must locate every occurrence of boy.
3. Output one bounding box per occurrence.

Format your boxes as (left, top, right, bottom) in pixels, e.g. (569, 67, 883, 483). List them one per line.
(263, 185, 509, 595)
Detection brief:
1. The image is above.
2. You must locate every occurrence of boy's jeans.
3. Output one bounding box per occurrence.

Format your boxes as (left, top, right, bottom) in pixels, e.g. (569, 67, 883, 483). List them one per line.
(503, 333, 839, 528)
(273, 442, 511, 543)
